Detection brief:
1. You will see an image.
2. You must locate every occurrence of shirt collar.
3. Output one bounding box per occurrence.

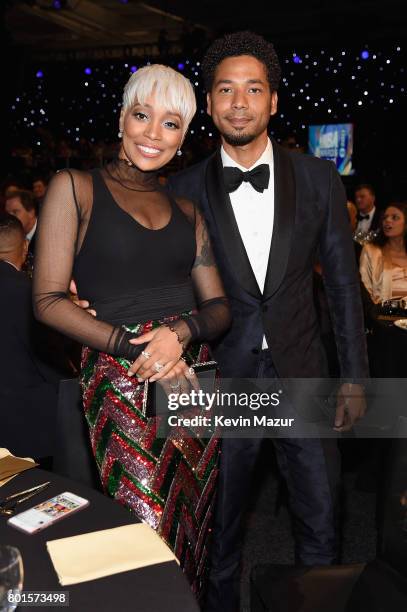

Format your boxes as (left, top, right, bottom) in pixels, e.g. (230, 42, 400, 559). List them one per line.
(360, 207, 375, 220)
(26, 219, 37, 242)
(221, 138, 273, 171)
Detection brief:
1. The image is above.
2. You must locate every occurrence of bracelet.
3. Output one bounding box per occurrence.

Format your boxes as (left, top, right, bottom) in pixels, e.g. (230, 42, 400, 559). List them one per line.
(165, 324, 186, 352)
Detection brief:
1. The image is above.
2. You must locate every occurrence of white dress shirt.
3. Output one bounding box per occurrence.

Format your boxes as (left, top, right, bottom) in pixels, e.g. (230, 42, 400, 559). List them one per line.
(26, 219, 37, 242)
(355, 206, 375, 234)
(221, 139, 274, 348)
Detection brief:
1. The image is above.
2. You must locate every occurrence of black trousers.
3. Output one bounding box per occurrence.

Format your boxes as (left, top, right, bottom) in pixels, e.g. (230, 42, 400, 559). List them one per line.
(204, 350, 341, 612)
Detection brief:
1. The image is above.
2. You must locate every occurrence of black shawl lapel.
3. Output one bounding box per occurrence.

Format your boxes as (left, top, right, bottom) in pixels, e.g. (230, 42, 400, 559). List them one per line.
(263, 141, 296, 300)
(205, 150, 261, 298)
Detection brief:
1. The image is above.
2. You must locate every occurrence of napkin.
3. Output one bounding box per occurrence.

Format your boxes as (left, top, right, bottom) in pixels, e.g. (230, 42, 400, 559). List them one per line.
(46, 523, 178, 586)
(0, 449, 37, 486)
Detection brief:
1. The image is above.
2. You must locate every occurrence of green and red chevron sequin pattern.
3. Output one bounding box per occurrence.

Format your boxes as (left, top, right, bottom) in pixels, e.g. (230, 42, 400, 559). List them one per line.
(80, 316, 219, 595)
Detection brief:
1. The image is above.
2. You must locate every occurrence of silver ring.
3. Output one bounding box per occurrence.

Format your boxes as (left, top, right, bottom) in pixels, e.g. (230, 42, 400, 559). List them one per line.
(169, 381, 181, 390)
(153, 361, 164, 373)
(141, 350, 151, 359)
(186, 367, 195, 378)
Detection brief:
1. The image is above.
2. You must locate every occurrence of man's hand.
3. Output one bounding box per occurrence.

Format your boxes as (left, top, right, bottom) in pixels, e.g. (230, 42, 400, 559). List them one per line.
(69, 279, 96, 316)
(334, 383, 366, 432)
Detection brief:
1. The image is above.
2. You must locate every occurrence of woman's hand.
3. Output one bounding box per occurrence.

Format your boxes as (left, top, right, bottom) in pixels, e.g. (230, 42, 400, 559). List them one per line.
(158, 358, 200, 396)
(127, 326, 184, 381)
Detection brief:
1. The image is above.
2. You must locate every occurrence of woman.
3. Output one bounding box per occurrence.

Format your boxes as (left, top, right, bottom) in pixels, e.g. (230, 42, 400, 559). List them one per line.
(360, 201, 407, 378)
(360, 202, 407, 304)
(33, 64, 231, 594)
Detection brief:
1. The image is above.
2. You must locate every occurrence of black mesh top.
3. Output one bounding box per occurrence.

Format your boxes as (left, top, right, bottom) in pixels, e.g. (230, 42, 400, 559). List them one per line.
(33, 160, 231, 361)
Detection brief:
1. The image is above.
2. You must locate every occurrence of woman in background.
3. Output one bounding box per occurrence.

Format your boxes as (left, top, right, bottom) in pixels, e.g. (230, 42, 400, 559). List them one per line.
(360, 202, 407, 304)
(33, 64, 231, 595)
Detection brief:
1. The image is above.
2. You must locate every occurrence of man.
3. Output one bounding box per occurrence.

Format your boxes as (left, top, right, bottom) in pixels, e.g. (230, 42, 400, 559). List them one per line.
(0, 213, 57, 458)
(354, 183, 381, 235)
(32, 176, 48, 206)
(5, 189, 38, 256)
(168, 31, 368, 611)
(5, 189, 37, 275)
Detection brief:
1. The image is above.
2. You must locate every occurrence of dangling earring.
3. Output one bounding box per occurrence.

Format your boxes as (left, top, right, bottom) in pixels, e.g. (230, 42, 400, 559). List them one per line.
(176, 148, 182, 157)
(118, 130, 123, 138)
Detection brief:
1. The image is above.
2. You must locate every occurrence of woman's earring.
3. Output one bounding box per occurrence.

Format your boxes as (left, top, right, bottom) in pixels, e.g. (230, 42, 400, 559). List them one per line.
(176, 148, 182, 157)
(118, 130, 123, 138)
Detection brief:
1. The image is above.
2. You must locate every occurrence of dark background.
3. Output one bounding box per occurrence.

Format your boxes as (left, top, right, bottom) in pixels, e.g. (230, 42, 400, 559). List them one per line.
(2, 0, 407, 202)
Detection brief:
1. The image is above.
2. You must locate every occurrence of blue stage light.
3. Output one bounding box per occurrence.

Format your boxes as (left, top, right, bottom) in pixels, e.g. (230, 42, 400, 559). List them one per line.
(36, 70, 43, 78)
(177, 63, 185, 70)
(130, 66, 138, 73)
(84, 67, 92, 75)
(361, 50, 369, 59)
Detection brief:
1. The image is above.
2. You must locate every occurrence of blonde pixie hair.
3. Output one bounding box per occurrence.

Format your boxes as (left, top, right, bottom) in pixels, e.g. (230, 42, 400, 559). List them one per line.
(122, 64, 196, 133)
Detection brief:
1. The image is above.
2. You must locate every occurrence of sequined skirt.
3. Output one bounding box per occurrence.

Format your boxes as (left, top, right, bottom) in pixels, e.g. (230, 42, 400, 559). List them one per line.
(80, 314, 219, 595)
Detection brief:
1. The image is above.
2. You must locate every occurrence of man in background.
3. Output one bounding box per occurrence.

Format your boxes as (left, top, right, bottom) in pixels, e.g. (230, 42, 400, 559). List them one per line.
(32, 175, 49, 207)
(5, 189, 37, 255)
(0, 213, 57, 459)
(354, 183, 381, 235)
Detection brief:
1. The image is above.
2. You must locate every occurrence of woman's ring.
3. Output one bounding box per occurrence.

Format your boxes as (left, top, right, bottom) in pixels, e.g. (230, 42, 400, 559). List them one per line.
(169, 381, 181, 391)
(141, 350, 151, 359)
(153, 361, 164, 373)
(186, 367, 195, 378)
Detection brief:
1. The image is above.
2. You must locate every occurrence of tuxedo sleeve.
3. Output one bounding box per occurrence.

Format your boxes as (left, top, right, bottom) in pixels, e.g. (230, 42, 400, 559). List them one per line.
(319, 163, 369, 379)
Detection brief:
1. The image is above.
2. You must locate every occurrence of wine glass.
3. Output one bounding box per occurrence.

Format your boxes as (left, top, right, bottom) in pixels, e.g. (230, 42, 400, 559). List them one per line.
(0, 546, 23, 612)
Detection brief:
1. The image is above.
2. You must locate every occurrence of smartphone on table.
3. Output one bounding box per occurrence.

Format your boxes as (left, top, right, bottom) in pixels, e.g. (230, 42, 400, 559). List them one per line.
(7, 492, 89, 534)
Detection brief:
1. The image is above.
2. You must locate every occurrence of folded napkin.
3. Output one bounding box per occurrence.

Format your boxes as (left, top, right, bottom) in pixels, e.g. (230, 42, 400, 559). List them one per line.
(0, 448, 37, 486)
(47, 523, 178, 586)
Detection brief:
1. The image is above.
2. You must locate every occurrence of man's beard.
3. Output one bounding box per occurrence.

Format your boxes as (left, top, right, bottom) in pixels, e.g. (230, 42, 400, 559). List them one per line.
(222, 130, 257, 146)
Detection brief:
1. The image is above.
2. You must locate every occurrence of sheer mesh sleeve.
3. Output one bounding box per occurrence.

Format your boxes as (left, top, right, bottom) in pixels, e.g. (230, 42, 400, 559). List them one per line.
(171, 199, 232, 345)
(32, 170, 141, 361)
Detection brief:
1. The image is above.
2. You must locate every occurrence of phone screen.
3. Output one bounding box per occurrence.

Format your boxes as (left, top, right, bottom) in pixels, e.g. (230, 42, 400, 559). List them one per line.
(8, 492, 89, 534)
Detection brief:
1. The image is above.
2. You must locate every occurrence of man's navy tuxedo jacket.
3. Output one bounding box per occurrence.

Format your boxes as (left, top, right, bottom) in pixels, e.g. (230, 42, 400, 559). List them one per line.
(168, 141, 368, 379)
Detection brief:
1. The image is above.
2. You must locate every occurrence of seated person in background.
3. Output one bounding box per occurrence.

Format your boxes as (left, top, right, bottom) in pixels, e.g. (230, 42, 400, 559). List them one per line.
(5, 190, 38, 275)
(360, 202, 407, 310)
(32, 175, 49, 207)
(354, 183, 381, 237)
(3, 181, 24, 199)
(0, 213, 58, 459)
(5, 189, 37, 254)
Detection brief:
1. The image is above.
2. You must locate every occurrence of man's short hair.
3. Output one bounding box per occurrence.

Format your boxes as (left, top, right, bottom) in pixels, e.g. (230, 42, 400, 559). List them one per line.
(201, 30, 281, 92)
(355, 183, 375, 196)
(5, 189, 36, 212)
(0, 213, 25, 248)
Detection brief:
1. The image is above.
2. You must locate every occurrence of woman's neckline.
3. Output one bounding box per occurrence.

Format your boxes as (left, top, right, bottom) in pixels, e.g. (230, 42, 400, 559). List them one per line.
(98, 167, 173, 233)
(105, 158, 160, 192)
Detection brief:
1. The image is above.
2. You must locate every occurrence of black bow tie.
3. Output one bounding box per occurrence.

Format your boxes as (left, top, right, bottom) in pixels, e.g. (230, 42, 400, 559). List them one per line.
(357, 213, 370, 222)
(223, 164, 270, 193)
